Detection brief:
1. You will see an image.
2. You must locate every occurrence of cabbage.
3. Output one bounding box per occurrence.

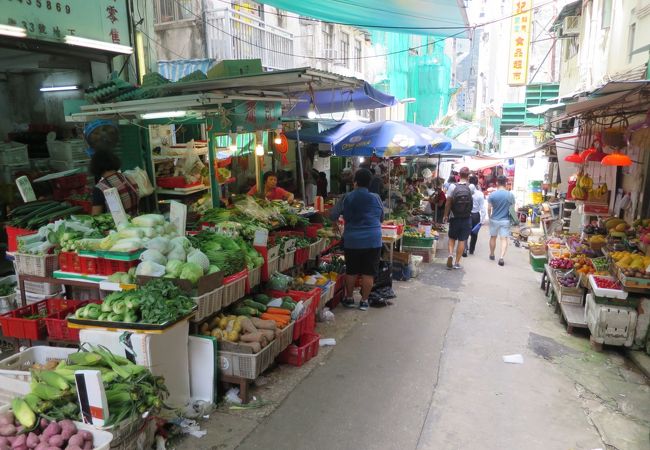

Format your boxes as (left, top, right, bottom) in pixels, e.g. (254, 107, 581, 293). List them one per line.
(166, 260, 185, 278)
(132, 214, 165, 227)
(167, 245, 186, 262)
(107, 272, 126, 282)
(110, 238, 144, 252)
(116, 227, 144, 239)
(180, 262, 203, 284)
(146, 237, 171, 254)
(135, 260, 166, 277)
(170, 236, 192, 251)
(187, 249, 210, 273)
(208, 265, 221, 274)
(140, 249, 167, 265)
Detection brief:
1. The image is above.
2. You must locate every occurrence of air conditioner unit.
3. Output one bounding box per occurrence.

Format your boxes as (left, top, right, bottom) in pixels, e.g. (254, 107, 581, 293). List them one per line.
(562, 16, 581, 36)
(324, 48, 338, 60)
(636, 0, 650, 18)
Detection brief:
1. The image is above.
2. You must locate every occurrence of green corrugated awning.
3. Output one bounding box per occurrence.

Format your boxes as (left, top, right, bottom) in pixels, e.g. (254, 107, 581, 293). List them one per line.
(257, 0, 469, 36)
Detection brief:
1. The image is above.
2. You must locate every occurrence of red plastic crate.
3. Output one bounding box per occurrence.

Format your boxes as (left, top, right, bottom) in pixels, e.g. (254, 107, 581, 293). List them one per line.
(67, 199, 92, 214)
(53, 186, 87, 202)
(53, 174, 87, 190)
(266, 289, 319, 340)
(0, 299, 82, 340)
(278, 333, 320, 367)
(295, 247, 309, 266)
(5, 226, 37, 252)
(305, 224, 323, 238)
(58, 252, 99, 274)
(327, 288, 343, 310)
(97, 258, 139, 276)
(156, 177, 201, 189)
(45, 300, 101, 342)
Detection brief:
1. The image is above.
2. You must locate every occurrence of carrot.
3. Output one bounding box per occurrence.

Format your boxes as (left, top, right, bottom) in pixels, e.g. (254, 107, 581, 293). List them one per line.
(266, 307, 291, 316)
(261, 313, 289, 323)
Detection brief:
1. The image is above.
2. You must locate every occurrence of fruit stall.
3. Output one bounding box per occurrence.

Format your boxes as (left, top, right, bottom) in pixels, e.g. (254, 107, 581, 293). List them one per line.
(535, 216, 650, 353)
(0, 189, 365, 448)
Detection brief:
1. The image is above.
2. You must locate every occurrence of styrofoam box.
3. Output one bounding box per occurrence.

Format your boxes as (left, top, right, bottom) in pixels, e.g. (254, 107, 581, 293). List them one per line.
(635, 298, 650, 347)
(79, 320, 191, 408)
(585, 293, 638, 347)
(0, 142, 28, 165)
(0, 346, 77, 381)
(188, 335, 216, 405)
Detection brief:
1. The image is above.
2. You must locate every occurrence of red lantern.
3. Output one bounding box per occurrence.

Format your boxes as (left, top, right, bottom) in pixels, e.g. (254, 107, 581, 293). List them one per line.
(274, 134, 289, 165)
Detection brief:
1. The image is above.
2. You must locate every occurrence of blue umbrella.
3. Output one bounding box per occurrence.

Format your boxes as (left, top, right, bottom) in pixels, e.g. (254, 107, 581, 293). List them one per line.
(333, 121, 452, 157)
(285, 121, 367, 145)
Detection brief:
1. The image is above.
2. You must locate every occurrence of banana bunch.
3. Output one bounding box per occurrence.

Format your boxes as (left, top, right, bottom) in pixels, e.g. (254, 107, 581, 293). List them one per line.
(577, 174, 593, 190)
(571, 185, 586, 199)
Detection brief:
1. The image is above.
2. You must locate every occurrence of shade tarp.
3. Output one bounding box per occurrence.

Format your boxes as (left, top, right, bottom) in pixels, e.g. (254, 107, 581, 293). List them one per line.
(157, 59, 215, 82)
(285, 121, 367, 144)
(257, 0, 469, 36)
(286, 82, 398, 117)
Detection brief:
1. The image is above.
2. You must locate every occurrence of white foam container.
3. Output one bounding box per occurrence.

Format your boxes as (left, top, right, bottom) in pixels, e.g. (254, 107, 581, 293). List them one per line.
(79, 320, 191, 408)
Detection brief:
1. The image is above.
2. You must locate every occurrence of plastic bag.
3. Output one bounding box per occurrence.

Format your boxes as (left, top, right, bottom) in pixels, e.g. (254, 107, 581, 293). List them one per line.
(124, 167, 155, 197)
(268, 272, 293, 291)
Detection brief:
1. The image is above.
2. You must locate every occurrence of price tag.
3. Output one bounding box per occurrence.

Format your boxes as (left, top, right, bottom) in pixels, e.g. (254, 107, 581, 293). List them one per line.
(253, 229, 269, 247)
(102, 188, 128, 228)
(169, 201, 188, 234)
(15, 176, 36, 203)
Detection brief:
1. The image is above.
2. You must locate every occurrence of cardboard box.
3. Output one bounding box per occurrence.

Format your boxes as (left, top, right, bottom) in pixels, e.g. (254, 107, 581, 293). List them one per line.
(207, 59, 263, 79)
(137, 270, 223, 296)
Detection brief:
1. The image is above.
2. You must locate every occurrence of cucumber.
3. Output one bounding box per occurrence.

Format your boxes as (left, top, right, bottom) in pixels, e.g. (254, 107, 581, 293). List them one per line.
(243, 299, 267, 312)
(12, 202, 62, 227)
(8, 200, 57, 217)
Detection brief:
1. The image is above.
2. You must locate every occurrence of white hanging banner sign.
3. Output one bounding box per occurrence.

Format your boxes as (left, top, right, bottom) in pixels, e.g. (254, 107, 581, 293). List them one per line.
(102, 187, 129, 227)
(169, 200, 188, 234)
(253, 229, 269, 247)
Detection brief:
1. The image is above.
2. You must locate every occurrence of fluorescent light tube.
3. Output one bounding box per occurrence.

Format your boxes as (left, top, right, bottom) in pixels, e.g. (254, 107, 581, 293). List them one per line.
(40, 85, 79, 92)
(140, 111, 187, 120)
(0, 25, 27, 38)
(64, 35, 133, 54)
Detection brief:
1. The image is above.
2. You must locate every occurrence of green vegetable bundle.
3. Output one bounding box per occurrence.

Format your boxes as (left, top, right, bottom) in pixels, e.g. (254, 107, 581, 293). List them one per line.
(189, 231, 247, 276)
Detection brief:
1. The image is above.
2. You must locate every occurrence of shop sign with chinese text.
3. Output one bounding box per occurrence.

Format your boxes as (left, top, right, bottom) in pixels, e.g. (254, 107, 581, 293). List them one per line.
(507, 0, 532, 86)
(229, 100, 282, 133)
(0, 0, 131, 46)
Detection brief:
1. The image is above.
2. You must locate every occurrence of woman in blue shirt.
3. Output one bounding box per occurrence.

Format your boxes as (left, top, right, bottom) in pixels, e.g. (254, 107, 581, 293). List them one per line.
(329, 169, 384, 311)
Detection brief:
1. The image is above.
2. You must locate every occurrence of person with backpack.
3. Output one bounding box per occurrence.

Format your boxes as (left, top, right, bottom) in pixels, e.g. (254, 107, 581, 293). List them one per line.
(443, 167, 473, 269)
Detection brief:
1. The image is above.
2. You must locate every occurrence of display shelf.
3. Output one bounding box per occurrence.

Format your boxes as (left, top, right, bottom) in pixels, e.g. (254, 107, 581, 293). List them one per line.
(560, 302, 588, 333)
(156, 186, 209, 196)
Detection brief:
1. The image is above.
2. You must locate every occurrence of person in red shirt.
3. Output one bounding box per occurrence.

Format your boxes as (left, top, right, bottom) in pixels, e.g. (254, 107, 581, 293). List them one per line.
(247, 171, 294, 201)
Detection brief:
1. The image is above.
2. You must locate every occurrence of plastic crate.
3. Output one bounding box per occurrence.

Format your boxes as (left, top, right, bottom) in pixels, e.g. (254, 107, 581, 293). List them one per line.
(308, 238, 324, 260)
(295, 247, 309, 266)
(58, 252, 100, 275)
(156, 176, 201, 189)
(402, 235, 436, 247)
(0, 298, 81, 340)
(68, 198, 93, 213)
(52, 173, 88, 190)
(278, 332, 320, 367)
(403, 245, 435, 263)
(218, 340, 276, 379)
(279, 251, 296, 272)
(44, 300, 101, 342)
(246, 266, 261, 294)
(529, 252, 547, 273)
(96, 257, 139, 276)
(255, 245, 280, 281)
(191, 286, 224, 322)
(0, 346, 77, 382)
(50, 159, 89, 172)
(0, 142, 28, 165)
(46, 139, 87, 161)
(305, 224, 323, 238)
(222, 270, 248, 307)
(14, 253, 58, 277)
(5, 226, 37, 253)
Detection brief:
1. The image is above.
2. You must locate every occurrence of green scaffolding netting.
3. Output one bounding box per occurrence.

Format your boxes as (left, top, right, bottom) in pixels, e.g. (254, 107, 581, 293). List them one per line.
(371, 31, 452, 127)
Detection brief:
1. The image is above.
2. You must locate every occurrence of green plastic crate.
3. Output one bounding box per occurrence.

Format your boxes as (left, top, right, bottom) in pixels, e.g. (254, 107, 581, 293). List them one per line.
(529, 252, 547, 273)
(402, 236, 436, 247)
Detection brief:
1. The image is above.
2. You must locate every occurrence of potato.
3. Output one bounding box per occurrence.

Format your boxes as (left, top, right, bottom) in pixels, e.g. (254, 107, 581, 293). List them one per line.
(11, 434, 26, 447)
(26, 432, 39, 448)
(226, 330, 239, 342)
(0, 424, 16, 437)
(0, 413, 13, 427)
(211, 329, 223, 339)
(67, 434, 84, 447)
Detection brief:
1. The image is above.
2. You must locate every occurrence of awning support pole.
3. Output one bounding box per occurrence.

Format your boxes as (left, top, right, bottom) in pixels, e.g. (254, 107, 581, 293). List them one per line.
(296, 122, 306, 203)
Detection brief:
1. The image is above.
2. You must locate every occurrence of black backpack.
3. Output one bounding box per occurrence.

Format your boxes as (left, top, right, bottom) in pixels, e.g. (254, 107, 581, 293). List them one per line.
(451, 184, 472, 218)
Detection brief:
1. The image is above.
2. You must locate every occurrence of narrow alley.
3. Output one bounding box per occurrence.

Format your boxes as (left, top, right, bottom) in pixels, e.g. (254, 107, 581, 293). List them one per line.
(183, 240, 650, 450)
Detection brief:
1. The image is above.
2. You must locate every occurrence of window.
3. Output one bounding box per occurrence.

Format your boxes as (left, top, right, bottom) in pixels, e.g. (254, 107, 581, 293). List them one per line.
(628, 23, 636, 63)
(153, 0, 192, 23)
(354, 40, 362, 72)
(601, 0, 612, 28)
(340, 32, 350, 66)
(323, 24, 334, 51)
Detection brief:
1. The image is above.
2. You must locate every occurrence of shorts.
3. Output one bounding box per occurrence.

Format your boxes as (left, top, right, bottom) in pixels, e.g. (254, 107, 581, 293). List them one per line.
(344, 247, 381, 276)
(489, 219, 511, 237)
(448, 217, 472, 241)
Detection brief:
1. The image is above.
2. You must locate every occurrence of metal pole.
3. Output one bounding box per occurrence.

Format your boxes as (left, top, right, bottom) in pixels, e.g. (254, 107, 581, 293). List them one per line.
(295, 122, 306, 202)
(435, 153, 441, 219)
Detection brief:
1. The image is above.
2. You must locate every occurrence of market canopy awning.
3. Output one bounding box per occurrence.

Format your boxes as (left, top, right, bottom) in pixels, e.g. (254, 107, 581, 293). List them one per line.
(285, 121, 367, 144)
(563, 81, 650, 117)
(158, 59, 216, 82)
(257, 0, 469, 36)
(285, 83, 398, 117)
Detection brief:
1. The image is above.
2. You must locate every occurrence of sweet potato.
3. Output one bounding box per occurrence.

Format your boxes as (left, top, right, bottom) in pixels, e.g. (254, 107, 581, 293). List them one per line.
(250, 318, 276, 330)
(0, 424, 15, 437)
(0, 413, 13, 426)
(236, 341, 262, 353)
(67, 434, 84, 448)
(239, 317, 257, 334)
(260, 329, 275, 341)
(240, 332, 263, 343)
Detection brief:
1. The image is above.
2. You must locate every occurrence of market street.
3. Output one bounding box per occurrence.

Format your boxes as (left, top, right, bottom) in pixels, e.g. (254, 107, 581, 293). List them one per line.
(184, 240, 650, 450)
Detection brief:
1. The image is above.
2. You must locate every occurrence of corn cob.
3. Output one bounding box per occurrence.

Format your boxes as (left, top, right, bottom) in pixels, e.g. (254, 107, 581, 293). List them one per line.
(39, 370, 70, 391)
(31, 383, 64, 401)
(68, 351, 103, 366)
(12, 398, 36, 428)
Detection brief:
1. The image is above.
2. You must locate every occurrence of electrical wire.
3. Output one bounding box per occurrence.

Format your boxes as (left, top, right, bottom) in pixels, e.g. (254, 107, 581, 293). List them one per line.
(213, 0, 557, 31)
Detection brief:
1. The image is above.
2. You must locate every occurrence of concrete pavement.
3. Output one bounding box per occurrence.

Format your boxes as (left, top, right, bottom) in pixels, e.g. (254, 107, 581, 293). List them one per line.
(179, 238, 650, 450)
